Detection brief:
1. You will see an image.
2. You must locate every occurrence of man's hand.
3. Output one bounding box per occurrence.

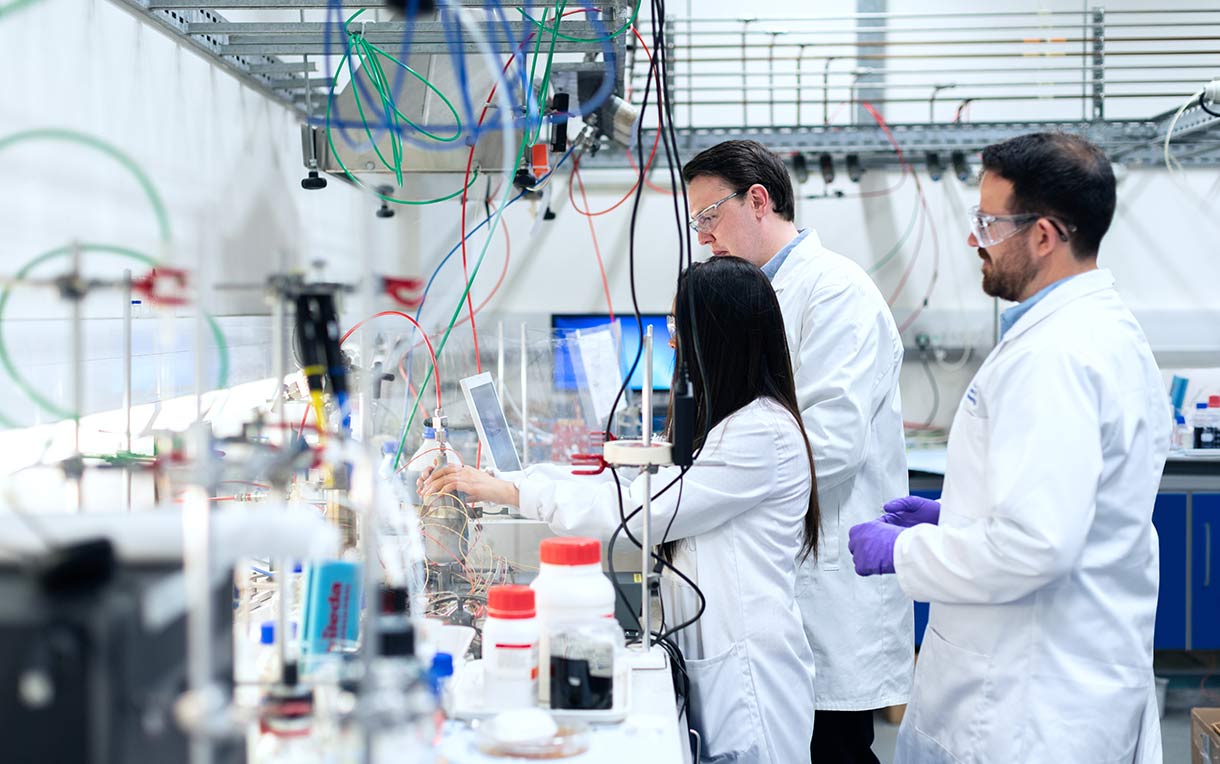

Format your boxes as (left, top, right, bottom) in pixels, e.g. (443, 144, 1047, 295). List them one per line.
(880, 495, 941, 528)
(848, 519, 903, 576)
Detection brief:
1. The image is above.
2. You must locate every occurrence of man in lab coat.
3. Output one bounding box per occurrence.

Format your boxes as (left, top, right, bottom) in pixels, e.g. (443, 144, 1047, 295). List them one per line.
(848, 132, 1169, 763)
(683, 140, 913, 763)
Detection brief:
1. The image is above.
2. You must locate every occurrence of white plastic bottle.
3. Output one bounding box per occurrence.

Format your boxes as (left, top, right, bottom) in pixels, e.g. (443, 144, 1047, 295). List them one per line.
(530, 538, 616, 705)
(483, 585, 540, 711)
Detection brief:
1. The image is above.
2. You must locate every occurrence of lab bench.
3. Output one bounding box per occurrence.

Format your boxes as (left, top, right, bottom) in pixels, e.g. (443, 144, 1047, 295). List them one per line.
(437, 651, 693, 763)
(907, 452, 1220, 649)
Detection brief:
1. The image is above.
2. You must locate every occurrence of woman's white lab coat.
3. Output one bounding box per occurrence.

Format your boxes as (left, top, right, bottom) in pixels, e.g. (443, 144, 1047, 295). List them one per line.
(771, 230, 914, 710)
(892, 270, 1170, 763)
(505, 397, 816, 764)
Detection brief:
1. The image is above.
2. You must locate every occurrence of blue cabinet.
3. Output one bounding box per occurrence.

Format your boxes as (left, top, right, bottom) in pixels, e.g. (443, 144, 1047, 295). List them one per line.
(1192, 494, 1220, 649)
(905, 487, 1199, 650)
(1153, 494, 1188, 649)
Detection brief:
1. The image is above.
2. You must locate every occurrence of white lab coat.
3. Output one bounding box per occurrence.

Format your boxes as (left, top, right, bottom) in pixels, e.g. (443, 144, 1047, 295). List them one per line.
(505, 397, 816, 764)
(892, 269, 1170, 764)
(770, 230, 914, 710)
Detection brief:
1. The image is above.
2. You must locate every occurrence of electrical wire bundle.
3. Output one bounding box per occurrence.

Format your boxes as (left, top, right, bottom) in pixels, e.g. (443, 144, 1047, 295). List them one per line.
(320, 0, 627, 206)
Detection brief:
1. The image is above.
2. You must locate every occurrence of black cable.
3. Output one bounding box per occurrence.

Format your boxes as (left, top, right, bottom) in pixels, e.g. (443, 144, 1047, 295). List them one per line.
(605, 467, 708, 642)
(606, 464, 688, 632)
(1200, 92, 1220, 118)
(919, 350, 940, 428)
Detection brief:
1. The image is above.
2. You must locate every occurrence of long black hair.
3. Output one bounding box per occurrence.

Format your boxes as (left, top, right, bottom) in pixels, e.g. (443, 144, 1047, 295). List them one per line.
(667, 255, 820, 561)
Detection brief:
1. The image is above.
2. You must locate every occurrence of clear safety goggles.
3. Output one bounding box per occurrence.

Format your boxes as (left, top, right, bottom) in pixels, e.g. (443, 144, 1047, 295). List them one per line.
(688, 191, 740, 234)
(968, 205, 1076, 247)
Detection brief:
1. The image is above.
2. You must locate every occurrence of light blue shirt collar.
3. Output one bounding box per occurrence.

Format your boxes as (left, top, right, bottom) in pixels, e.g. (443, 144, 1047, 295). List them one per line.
(760, 228, 810, 282)
(999, 273, 1081, 339)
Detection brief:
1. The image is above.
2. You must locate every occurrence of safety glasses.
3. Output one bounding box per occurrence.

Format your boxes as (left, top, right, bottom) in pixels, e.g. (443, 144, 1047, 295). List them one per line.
(968, 205, 1076, 247)
(688, 191, 740, 234)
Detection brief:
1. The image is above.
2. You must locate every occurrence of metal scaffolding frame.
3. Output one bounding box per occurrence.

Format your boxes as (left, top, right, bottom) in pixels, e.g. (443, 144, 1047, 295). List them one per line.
(109, 0, 629, 114)
(108, 1, 1220, 170)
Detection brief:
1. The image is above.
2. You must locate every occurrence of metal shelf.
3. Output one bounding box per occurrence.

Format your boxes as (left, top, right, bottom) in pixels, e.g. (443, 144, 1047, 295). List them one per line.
(578, 7, 1220, 169)
(109, 0, 630, 117)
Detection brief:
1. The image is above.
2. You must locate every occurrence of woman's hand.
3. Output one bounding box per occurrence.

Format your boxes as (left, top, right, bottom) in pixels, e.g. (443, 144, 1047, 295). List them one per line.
(419, 464, 520, 508)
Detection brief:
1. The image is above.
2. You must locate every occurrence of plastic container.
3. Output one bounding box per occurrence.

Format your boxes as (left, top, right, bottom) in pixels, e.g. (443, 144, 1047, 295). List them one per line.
(530, 538, 616, 622)
(530, 538, 617, 706)
(1173, 413, 1189, 452)
(483, 585, 540, 711)
(1194, 401, 1219, 450)
(545, 619, 622, 711)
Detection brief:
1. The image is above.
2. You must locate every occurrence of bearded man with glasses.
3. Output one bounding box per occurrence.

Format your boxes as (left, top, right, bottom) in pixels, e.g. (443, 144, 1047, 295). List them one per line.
(849, 132, 1169, 764)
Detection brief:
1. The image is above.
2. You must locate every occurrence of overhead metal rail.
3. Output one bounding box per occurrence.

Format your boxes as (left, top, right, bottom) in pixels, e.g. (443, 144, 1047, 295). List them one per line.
(577, 7, 1220, 169)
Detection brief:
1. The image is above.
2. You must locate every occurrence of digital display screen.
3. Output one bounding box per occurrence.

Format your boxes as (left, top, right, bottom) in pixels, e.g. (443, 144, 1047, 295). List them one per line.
(466, 380, 522, 472)
(552, 314, 674, 392)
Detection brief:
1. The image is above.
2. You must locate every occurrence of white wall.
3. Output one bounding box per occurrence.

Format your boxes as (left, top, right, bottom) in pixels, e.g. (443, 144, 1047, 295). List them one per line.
(0, 0, 378, 427)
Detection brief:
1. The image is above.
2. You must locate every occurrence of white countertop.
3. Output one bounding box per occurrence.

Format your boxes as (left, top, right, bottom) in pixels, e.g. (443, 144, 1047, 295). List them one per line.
(437, 650, 690, 764)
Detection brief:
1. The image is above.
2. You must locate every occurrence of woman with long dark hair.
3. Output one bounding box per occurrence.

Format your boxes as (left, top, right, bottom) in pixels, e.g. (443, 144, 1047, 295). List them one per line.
(422, 256, 820, 763)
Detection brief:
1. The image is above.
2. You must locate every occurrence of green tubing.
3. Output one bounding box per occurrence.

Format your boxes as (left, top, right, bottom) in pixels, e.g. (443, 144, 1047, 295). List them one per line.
(517, 0, 641, 43)
(0, 244, 231, 423)
(0, 0, 43, 19)
(328, 9, 466, 191)
(528, 1, 567, 145)
(0, 129, 172, 244)
(326, 47, 479, 205)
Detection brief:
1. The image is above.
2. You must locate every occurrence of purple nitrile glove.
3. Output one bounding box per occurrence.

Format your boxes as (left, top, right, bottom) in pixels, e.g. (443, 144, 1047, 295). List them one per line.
(880, 495, 941, 528)
(848, 519, 903, 576)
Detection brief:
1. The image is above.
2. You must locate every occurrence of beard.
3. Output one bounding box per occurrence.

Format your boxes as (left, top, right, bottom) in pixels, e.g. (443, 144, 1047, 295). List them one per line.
(979, 246, 1038, 302)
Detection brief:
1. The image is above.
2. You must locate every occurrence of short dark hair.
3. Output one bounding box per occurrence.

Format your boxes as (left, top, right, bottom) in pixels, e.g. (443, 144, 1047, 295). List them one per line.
(980, 132, 1116, 259)
(681, 140, 795, 222)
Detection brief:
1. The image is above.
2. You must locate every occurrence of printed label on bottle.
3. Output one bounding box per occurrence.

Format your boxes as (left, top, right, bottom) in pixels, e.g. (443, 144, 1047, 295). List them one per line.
(490, 643, 538, 679)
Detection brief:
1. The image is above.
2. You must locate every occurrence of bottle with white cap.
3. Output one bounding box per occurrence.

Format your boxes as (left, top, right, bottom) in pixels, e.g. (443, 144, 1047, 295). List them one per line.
(529, 538, 619, 707)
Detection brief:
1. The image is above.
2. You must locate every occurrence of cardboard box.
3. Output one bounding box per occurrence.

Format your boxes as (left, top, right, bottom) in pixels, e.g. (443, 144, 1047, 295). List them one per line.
(1192, 708, 1220, 764)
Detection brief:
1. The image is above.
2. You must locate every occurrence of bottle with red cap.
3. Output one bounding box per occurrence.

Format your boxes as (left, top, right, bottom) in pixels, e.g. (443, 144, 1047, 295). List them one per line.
(1195, 396, 1220, 450)
(530, 537, 620, 708)
(483, 585, 540, 710)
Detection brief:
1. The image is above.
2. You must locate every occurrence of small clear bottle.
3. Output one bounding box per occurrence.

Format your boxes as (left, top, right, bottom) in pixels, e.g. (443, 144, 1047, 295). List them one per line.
(1173, 413, 1189, 452)
(1194, 401, 1218, 450)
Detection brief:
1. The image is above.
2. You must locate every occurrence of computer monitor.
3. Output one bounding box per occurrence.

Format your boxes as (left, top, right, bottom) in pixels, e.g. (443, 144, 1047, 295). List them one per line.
(551, 314, 674, 392)
(459, 372, 523, 473)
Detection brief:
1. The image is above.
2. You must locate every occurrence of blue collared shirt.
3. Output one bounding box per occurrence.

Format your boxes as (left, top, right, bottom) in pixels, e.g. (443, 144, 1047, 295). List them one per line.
(999, 274, 1082, 339)
(760, 228, 811, 282)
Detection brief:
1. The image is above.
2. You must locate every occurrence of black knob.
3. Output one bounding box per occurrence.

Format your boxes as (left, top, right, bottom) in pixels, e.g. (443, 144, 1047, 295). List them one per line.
(301, 170, 327, 190)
